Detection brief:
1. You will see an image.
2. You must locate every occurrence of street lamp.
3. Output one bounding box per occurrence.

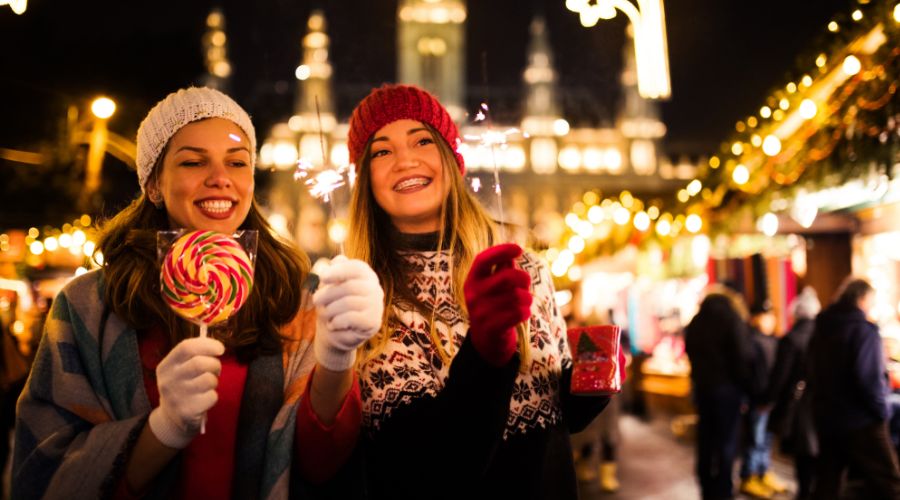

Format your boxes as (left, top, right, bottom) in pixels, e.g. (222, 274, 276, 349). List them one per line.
(90, 97, 116, 119)
(82, 96, 116, 209)
(565, 0, 671, 99)
(0, 0, 27, 15)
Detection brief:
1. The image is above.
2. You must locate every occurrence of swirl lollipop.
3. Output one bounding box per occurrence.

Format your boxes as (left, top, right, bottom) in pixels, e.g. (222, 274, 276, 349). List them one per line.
(161, 230, 254, 432)
(161, 230, 254, 327)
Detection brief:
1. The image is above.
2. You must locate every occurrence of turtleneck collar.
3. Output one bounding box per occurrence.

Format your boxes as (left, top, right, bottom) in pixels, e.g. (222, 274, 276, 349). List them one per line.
(391, 227, 450, 251)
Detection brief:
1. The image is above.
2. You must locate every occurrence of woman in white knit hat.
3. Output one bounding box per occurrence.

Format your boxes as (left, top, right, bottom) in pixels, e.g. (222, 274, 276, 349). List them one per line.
(13, 87, 382, 499)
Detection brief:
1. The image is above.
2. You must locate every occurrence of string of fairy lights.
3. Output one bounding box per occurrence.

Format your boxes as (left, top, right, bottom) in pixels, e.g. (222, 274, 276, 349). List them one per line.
(1, 215, 103, 276)
(546, 0, 900, 280)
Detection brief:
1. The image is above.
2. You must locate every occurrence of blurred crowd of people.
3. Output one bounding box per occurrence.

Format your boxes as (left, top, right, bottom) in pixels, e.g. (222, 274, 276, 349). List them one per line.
(685, 277, 900, 500)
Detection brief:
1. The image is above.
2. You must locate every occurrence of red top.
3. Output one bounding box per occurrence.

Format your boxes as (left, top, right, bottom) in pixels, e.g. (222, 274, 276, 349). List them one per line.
(139, 326, 246, 499)
(115, 326, 361, 498)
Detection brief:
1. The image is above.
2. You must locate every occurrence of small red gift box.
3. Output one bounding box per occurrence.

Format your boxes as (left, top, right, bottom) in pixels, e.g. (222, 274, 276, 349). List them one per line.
(567, 325, 622, 396)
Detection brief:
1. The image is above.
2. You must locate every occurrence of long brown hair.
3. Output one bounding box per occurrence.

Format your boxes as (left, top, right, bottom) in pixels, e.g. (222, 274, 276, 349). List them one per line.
(346, 124, 529, 367)
(97, 181, 310, 361)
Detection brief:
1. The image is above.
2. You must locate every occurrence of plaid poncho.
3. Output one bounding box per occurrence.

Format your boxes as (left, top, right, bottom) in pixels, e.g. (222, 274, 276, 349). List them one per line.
(12, 269, 319, 499)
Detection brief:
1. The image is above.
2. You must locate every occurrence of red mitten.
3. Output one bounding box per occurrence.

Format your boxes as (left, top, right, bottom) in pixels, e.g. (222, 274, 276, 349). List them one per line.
(464, 243, 533, 366)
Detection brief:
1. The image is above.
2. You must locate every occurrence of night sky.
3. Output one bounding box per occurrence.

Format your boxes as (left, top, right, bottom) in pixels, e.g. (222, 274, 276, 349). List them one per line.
(0, 0, 858, 222)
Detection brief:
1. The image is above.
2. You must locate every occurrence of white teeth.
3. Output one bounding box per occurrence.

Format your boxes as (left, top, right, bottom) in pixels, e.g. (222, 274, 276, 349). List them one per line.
(198, 200, 234, 213)
(394, 178, 430, 191)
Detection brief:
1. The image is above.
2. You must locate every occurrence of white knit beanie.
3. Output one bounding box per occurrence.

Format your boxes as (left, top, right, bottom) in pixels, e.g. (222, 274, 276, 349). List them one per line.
(135, 87, 256, 192)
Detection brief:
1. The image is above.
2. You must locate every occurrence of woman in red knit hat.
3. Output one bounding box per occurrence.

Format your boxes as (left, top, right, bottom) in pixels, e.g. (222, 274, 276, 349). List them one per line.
(343, 83, 614, 499)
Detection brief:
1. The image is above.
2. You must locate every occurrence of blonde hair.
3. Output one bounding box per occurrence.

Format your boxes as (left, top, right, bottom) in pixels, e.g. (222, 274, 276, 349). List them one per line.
(347, 124, 530, 368)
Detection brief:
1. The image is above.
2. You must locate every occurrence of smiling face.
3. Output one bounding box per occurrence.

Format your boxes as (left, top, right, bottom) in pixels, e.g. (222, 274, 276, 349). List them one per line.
(367, 119, 450, 233)
(150, 117, 254, 234)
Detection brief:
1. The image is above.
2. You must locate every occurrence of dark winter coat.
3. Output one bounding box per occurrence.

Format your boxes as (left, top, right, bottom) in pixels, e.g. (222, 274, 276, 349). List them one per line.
(766, 318, 817, 455)
(685, 294, 757, 395)
(809, 303, 891, 434)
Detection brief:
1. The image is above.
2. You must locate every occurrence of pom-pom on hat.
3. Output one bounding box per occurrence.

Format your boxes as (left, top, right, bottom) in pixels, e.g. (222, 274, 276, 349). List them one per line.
(348, 84, 464, 173)
(136, 87, 256, 192)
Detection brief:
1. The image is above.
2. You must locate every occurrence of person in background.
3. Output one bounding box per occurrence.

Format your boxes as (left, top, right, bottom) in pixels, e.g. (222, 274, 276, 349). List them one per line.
(739, 299, 786, 499)
(12, 87, 382, 499)
(809, 278, 900, 499)
(685, 285, 758, 500)
(765, 286, 821, 500)
(343, 83, 617, 499)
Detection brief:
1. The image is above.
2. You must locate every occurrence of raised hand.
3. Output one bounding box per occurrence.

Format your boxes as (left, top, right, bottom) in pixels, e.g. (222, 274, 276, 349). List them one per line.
(313, 256, 385, 371)
(464, 243, 533, 366)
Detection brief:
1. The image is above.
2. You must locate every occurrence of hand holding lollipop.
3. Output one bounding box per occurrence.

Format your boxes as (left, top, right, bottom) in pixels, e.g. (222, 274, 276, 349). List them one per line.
(155, 230, 254, 437)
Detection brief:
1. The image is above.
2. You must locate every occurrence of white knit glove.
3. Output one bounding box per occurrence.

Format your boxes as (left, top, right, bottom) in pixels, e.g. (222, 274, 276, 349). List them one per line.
(148, 337, 224, 449)
(313, 256, 385, 371)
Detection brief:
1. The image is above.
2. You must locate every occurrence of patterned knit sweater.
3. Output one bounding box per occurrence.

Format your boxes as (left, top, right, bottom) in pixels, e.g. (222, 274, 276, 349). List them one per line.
(356, 236, 609, 499)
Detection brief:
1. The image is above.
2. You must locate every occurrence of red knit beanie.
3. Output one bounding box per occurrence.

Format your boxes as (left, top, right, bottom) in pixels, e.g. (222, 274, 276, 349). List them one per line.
(348, 84, 465, 174)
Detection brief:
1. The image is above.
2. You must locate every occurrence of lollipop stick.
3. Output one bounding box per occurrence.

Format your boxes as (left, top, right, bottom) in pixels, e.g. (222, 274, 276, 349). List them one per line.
(199, 322, 208, 434)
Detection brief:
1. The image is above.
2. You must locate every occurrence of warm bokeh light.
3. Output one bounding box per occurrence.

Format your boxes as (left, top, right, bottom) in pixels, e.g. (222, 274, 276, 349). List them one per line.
(613, 207, 630, 225)
(731, 141, 744, 155)
(633, 211, 650, 231)
(758, 212, 779, 236)
(655, 218, 671, 237)
(778, 98, 790, 111)
(587, 205, 604, 224)
(762, 135, 782, 156)
(685, 214, 703, 234)
(709, 156, 720, 168)
(29, 241, 44, 255)
(799, 99, 817, 119)
(295, 64, 311, 80)
(801, 75, 813, 87)
(91, 97, 116, 119)
(44, 236, 58, 251)
(328, 219, 348, 244)
(828, 21, 839, 32)
(894, 3, 900, 23)
(553, 118, 570, 136)
(842, 55, 861, 76)
(759, 106, 772, 119)
(687, 179, 702, 196)
(851, 9, 863, 21)
(677, 189, 689, 203)
(732, 164, 750, 185)
(568, 235, 585, 253)
(815, 54, 827, 68)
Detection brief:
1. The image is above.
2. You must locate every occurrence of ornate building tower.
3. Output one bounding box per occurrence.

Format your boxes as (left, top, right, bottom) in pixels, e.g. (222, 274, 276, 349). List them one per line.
(521, 16, 565, 175)
(397, 0, 467, 120)
(201, 8, 232, 91)
(293, 10, 336, 167)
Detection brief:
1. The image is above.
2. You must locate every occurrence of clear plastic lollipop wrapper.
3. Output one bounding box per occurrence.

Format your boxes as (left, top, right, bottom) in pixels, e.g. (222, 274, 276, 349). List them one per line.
(157, 229, 258, 432)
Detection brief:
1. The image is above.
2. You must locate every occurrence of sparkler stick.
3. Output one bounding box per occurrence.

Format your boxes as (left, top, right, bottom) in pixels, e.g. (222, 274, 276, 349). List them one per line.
(461, 102, 528, 242)
(293, 96, 349, 254)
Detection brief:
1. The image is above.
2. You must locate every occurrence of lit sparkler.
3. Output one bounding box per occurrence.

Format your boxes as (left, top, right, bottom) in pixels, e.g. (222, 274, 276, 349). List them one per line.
(459, 102, 528, 240)
(292, 96, 351, 254)
(294, 159, 348, 204)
